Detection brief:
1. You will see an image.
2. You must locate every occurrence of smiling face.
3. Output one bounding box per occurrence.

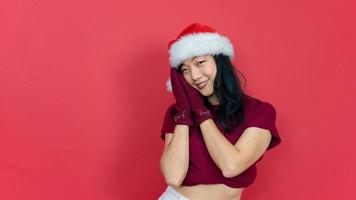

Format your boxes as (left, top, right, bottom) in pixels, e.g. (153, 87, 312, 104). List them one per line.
(179, 54, 220, 105)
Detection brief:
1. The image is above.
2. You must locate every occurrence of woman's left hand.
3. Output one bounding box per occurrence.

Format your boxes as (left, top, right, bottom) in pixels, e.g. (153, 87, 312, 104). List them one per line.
(177, 73, 213, 125)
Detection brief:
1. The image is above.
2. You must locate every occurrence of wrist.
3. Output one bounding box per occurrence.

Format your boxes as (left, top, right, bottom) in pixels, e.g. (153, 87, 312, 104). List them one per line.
(193, 109, 213, 125)
(174, 109, 194, 126)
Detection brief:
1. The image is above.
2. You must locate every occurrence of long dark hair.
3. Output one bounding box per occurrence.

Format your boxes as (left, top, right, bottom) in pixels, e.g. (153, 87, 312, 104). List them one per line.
(211, 54, 247, 132)
(179, 54, 257, 133)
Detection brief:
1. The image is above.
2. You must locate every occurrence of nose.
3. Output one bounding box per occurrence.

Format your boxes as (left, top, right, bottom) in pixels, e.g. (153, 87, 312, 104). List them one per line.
(190, 66, 202, 81)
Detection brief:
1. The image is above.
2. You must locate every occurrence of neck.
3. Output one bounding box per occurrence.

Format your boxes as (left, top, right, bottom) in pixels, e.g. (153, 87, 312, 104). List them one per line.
(208, 93, 220, 105)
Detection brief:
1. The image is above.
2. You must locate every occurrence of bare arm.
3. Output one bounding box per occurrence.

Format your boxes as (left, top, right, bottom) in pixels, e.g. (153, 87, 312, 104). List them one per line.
(199, 119, 240, 177)
(200, 119, 271, 178)
(159, 124, 189, 187)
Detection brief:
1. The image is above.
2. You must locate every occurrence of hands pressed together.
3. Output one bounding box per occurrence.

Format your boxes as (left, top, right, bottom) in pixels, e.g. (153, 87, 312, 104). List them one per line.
(170, 68, 213, 126)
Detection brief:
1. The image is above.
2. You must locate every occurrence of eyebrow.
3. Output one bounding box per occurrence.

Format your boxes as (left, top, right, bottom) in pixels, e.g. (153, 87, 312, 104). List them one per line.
(182, 56, 201, 68)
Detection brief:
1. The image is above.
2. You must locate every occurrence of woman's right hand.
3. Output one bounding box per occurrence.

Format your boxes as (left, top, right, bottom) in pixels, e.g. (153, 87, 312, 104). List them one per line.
(170, 68, 194, 126)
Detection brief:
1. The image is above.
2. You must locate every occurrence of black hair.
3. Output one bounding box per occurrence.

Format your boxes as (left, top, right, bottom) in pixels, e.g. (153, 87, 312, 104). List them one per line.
(178, 54, 257, 133)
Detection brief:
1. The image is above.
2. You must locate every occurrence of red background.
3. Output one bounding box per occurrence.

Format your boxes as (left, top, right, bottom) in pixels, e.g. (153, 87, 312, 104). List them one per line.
(1, 0, 355, 199)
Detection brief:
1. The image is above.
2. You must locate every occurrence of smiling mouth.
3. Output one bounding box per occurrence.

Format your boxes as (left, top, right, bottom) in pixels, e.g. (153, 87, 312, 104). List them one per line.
(197, 80, 208, 89)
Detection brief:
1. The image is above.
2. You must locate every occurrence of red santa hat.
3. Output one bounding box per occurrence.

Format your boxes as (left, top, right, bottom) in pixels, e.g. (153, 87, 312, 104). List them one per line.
(166, 22, 235, 92)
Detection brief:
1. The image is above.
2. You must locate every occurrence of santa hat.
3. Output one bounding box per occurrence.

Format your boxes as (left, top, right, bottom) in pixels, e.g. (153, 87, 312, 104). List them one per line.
(166, 22, 235, 92)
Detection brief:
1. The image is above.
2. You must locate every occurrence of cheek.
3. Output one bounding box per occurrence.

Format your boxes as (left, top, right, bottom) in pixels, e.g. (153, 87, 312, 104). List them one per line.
(183, 74, 189, 82)
(205, 63, 217, 76)
(208, 71, 216, 87)
(183, 75, 193, 86)
(207, 69, 216, 79)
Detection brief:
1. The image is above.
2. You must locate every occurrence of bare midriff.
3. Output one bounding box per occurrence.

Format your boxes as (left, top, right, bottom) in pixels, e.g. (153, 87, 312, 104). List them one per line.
(172, 183, 245, 200)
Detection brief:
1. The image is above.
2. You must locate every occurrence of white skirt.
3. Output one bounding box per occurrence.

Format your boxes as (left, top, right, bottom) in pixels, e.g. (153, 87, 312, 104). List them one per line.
(158, 185, 190, 200)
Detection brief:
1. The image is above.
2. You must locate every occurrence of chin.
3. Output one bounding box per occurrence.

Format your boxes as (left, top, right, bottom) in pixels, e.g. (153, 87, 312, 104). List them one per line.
(200, 89, 213, 96)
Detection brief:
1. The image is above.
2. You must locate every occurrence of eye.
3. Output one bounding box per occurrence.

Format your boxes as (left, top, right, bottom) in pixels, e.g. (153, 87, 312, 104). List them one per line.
(198, 60, 205, 65)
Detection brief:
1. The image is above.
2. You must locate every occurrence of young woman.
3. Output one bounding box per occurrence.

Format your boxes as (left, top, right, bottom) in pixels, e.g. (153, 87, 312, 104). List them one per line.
(159, 23, 282, 200)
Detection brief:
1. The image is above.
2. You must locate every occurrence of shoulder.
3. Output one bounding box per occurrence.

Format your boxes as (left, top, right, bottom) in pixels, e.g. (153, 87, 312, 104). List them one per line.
(241, 94, 281, 151)
(166, 103, 176, 113)
(163, 103, 177, 118)
(242, 94, 277, 117)
(168, 103, 176, 110)
(244, 96, 276, 119)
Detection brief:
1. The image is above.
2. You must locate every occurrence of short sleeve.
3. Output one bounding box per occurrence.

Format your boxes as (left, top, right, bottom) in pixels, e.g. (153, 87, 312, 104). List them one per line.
(160, 104, 176, 141)
(245, 102, 281, 150)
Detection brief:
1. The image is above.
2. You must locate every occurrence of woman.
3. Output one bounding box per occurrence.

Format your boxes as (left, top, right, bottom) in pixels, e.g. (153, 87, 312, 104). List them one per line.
(159, 23, 282, 200)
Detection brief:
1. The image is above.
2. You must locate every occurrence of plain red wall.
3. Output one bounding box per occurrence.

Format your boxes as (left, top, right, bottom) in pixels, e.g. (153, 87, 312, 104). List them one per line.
(1, 0, 355, 199)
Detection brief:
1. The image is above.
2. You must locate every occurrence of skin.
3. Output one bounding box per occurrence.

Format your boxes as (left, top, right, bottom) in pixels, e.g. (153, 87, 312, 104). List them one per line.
(180, 54, 220, 105)
(160, 54, 272, 200)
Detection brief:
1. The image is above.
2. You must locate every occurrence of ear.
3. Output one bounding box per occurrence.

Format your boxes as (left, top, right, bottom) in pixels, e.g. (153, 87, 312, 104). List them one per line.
(166, 78, 172, 92)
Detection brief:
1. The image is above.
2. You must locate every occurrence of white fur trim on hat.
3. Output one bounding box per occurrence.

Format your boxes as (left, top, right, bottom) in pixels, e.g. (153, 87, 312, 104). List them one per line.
(168, 32, 234, 69)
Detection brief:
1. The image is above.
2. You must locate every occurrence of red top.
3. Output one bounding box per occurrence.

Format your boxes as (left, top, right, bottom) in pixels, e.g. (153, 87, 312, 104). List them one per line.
(160, 94, 282, 188)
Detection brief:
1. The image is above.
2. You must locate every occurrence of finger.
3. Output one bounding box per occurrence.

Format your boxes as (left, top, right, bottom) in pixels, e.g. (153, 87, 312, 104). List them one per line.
(177, 73, 199, 95)
(170, 68, 180, 88)
(170, 68, 186, 96)
(177, 73, 191, 89)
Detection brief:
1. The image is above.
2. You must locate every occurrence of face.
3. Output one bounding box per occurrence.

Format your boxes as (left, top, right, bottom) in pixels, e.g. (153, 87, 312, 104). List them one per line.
(179, 54, 218, 100)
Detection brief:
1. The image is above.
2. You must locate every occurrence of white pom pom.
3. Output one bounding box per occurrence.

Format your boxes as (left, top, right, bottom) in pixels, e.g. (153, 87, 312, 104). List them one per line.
(166, 78, 172, 92)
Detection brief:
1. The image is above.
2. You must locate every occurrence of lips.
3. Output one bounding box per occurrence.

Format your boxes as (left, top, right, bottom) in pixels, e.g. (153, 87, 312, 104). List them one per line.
(197, 80, 208, 89)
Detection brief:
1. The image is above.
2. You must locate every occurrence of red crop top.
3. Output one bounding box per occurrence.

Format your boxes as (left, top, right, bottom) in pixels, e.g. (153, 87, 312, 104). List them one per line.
(160, 94, 281, 188)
